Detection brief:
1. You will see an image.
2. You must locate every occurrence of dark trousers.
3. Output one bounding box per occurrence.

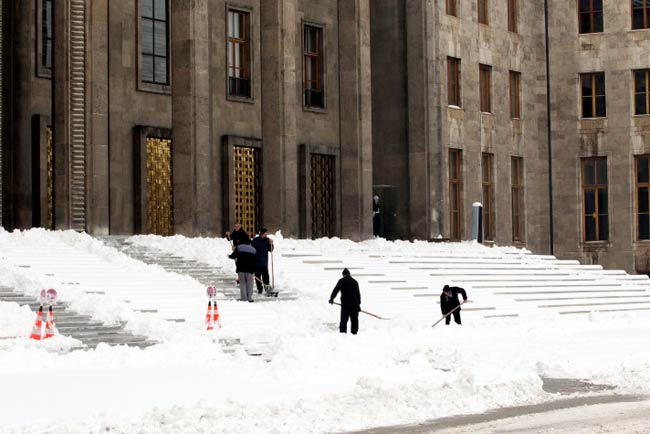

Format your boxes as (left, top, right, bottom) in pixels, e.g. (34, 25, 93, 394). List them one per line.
(255, 266, 270, 292)
(445, 309, 462, 325)
(340, 307, 359, 334)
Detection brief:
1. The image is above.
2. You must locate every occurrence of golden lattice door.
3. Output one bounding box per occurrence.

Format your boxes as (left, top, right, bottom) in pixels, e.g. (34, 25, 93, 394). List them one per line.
(233, 145, 260, 235)
(146, 137, 173, 236)
(310, 154, 334, 238)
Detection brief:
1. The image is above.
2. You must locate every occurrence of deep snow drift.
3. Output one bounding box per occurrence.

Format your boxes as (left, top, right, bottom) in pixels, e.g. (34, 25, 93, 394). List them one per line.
(0, 229, 649, 434)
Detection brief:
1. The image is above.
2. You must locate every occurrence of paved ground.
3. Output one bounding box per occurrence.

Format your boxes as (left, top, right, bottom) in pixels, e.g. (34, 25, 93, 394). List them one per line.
(346, 395, 650, 434)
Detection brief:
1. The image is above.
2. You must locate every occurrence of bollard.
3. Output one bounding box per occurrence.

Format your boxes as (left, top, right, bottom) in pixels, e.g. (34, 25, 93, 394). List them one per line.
(471, 202, 483, 242)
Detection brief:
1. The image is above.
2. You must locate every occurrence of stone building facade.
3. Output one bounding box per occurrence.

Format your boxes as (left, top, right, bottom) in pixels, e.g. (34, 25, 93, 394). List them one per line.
(2, 1, 650, 273)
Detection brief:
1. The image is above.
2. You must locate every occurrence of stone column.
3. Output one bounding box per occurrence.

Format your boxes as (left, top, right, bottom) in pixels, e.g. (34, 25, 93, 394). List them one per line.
(53, 0, 87, 231)
(171, 0, 212, 235)
(261, 0, 298, 236)
(338, 0, 373, 240)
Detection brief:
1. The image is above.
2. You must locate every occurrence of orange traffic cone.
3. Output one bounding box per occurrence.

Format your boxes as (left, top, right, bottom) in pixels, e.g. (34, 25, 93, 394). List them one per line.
(44, 306, 55, 339)
(212, 301, 222, 329)
(206, 301, 214, 331)
(30, 306, 44, 340)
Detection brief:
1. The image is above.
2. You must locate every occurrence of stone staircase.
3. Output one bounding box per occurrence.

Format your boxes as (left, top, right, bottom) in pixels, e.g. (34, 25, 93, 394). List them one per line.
(0, 285, 156, 349)
(98, 236, 297, 302)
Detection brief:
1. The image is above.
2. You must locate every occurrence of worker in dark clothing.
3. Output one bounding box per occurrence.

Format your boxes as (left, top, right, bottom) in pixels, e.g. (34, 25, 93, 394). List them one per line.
(251, 228, 275, 295)
(329, 268, 361, 334)
(440, 284, 468, 325)
(228, 237, 257, 302)
(225, 222, 249, 249)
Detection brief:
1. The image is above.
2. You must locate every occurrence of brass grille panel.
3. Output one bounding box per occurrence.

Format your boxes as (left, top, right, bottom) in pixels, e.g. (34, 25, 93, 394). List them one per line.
(233, 145, 260, 235)
(146, 137, 173, 236)
(310, 154, 334, 238)
(46, 126, 53, 230)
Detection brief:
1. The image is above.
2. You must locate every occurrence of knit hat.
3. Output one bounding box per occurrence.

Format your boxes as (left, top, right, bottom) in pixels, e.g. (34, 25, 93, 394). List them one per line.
(342, 268, 350, 276)
(443, 285, 451, 292)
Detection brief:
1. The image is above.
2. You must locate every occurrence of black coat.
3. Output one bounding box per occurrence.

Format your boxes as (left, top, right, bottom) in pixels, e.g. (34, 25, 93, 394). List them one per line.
(228, 244, 257, 273)
(440, 286, 467, 315)
(330, 275, 361, 310)
(229, 228, 250, 247)
(251, 236, 274, 267)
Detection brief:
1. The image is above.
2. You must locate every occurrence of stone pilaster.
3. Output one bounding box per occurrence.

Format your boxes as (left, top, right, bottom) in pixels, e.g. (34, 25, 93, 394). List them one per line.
(171, 0, 212, 235)
(53, 0, 87, 231)
(261, 0, 298, 236)
(338, 0, 373, 240)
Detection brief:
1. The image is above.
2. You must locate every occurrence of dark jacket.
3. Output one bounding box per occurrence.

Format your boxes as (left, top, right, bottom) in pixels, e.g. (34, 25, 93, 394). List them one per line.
(229, 228, 250, 247)
(228, 244, 257, 273)
(251, 236, 274, 267)
(330, 275, 361, 311)
(440, 286, 467, 315)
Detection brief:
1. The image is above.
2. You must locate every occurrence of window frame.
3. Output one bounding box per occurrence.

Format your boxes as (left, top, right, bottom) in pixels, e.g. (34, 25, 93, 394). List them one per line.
(581, 157, 609, 242)
(482, 153, 495, 242)
(511, 157, 524, 242)
(578, 0, 604, 34)
(449, 148, 463, 241)
(580, 72, 606, 118)
(447, 57, 461, 107)
(634, 69, 650, 116)
(478, 0, 489, 25)
(137, 0, 172, 94)
(509, 70, 521, 119)
(508, 0, 518, 33)
(635, 155, 650, 240)
(446, 0, 458, 17)
(226, 6, 253, 101)
(302, 22, 326, 111)
(479, 64, 492, 113)
(632, 0, 650, 30)
(36, 0, 53, 78)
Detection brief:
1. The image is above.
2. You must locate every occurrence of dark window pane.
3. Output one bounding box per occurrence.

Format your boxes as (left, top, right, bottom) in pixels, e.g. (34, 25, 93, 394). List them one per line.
(154, 0, 166, 20)
(633, 9, 644, 30)
(579, 0, 590, 11)
(635, 71, 646, 93)
(639, 158, 649, 183)
(647, 8, 650, 28)
(638, 188, 649, 213)
(582, 97, 593, 118)
(42, 39, 52, 69)
(154, 21, 167, 56)
(142, 55, 154, 82)
(593, 12, 603, 32)
(43, 0, 52, 38)
(596, 159, 607, 184)
(597, 188, 608, 213)
(580, 13, 591, 33)
(585, 189, 596, 214)
(640, 214, 650, 240)
(582, 75, 593, 94)
(595, 73, 606, 94)
(154, 57, 167, 84)
(595, 96, 606, 117)
(598, 215, 608, 240)
(636, 94, 647, 115)
(593, 0, 602, 9)
(142, 0, 153, 18)
(585, 215, 596, 241)
(142, 19, 154, 54)
(584, 161, 595, 185)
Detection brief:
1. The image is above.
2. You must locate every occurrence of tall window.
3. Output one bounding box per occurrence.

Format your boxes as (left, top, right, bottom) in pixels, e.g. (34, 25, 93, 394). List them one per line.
(632, 0, 650, 30)
(447, 0, 457, 16)
(511, 157, 524, 242)
(141, 0, 169, 85)
(479, 64, 492, 113)
(228, 9, 251, 98)
(42, 0, 53, 70)
(482, 153, 495, 242)
(478, 0, 489, 24)
(303, 25, 324, 108)
(447, 57, 461, 107)
(579, 0, 603, 34)
(581, 72, 606, 118)
(582, 157, 608, 242)
(508, 0, 518, 32)
(449, 149, 463, 240)
(510, 71, 521, 118)
(634, 69, 650, 115)
(636, 155, 650, 240)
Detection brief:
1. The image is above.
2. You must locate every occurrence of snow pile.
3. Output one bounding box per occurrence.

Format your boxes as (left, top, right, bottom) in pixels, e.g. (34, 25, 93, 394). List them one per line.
(0, 229, 649, 433)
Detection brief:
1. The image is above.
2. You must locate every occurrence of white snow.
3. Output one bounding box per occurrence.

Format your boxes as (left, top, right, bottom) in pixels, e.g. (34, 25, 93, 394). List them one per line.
(0, 228, 649, 433)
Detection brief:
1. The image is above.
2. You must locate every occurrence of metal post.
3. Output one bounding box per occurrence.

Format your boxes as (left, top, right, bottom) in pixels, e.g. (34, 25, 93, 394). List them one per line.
(471, 202, 483, 242)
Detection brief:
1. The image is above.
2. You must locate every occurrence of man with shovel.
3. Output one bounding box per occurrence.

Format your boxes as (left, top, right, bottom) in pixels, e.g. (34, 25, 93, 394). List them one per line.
(441, 284, 468, 325)
(329, 268, 361, 334)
